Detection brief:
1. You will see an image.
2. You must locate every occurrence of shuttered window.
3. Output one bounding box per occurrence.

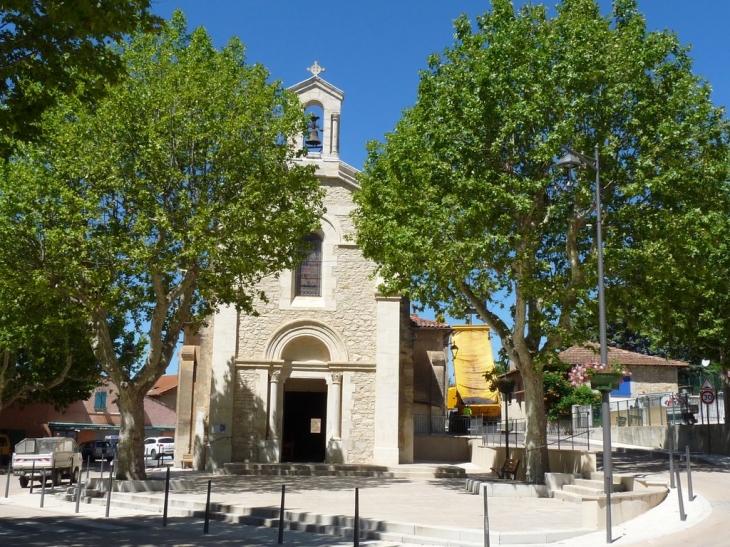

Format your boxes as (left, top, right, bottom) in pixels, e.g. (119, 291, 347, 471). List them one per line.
(94, 391, 107, 410)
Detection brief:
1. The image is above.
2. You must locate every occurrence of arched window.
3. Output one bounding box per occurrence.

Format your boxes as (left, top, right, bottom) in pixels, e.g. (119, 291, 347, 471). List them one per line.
(295, 234, 322, 297)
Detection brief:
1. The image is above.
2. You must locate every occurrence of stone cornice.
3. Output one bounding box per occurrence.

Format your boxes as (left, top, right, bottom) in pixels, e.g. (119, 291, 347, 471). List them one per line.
(235, 360, 375, 372)
(287, 76, 345, 100)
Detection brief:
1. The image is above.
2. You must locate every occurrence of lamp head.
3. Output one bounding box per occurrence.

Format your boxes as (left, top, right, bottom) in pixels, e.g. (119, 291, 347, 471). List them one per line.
(450, 343, 459, 359)
(556, 151, 586, 171)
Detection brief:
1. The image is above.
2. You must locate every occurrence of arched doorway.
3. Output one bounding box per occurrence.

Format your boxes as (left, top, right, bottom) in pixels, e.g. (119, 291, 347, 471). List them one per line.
(279, 335, 330, 463)
(282, 377, 327, 462)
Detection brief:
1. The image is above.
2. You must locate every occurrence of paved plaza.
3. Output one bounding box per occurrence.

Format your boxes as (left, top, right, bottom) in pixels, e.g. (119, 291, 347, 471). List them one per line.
(1, 449, 728, 546)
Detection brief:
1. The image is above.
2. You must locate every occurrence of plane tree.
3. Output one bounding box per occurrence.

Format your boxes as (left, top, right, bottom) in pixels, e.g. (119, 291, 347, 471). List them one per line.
(611, 184, 730, 417)
(353, 0, 729, 482)
(0, 256, 101, 412)
(0, 12, 323, 479)
(0, 0, 161, 156)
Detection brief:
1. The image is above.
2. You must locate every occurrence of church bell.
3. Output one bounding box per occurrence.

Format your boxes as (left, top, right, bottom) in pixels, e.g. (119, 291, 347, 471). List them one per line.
(305, 115, 322, 149)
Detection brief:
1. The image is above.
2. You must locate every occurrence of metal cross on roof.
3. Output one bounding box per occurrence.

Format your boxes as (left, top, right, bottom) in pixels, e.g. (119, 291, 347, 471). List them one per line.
(307, 60, 325, 77)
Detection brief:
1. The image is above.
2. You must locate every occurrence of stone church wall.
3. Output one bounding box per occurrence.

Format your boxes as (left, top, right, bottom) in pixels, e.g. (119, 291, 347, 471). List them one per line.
(233, 181, 377, 362)
(398, 298, 414, 462)
(344, 371, 376, 463)
(231, 369, 266, 462)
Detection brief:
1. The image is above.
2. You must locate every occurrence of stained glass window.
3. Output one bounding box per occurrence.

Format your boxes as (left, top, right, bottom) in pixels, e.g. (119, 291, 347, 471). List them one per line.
(295, 234, 322, 297)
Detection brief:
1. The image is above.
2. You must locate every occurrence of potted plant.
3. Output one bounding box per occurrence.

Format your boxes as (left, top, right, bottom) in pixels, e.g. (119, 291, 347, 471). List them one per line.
(484, 363, 516, 395)
(568, 360, 631, 392)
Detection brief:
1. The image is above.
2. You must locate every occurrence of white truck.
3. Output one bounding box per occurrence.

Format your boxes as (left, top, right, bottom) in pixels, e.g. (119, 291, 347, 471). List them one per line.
(12, 437, 82, 488)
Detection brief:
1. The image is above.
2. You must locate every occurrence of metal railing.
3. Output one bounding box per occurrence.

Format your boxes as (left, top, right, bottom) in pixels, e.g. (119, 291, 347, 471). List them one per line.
(478, 418, 525, 448)
(546, 411, 591, 450)
(606, 391, 725, 427)
(413, 415, 448, 435)
(414, 391, 726, 439)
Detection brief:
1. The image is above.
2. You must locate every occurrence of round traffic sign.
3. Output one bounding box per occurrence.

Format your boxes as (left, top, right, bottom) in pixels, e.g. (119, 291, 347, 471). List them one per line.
(701, 390, 715, 405)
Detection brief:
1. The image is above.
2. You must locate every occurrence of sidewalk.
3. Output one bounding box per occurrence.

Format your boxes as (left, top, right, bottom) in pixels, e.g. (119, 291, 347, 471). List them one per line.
(0, 458, 719, 547)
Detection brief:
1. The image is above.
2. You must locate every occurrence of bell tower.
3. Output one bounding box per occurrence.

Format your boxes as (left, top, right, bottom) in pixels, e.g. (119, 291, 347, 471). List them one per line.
(288, 61, 344, 159)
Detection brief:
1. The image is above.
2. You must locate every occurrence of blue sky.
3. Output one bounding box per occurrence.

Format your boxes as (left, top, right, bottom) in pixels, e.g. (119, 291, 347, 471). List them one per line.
(153, 1, 730, 373)
(152, 0, 730, 172)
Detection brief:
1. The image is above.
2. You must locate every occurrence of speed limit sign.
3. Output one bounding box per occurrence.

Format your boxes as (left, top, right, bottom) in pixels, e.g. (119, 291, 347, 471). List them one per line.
(701, 390, 715, 405)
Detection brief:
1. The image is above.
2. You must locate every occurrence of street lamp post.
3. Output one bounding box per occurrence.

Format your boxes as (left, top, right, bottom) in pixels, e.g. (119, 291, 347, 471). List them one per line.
(556, 144, 613, 543)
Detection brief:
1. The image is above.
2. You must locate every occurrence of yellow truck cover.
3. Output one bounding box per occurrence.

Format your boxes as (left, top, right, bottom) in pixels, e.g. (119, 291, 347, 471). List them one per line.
(450, 325, 501, 419)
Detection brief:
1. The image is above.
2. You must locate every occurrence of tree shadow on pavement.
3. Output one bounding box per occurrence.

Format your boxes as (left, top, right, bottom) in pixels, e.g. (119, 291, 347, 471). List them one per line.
(0, 513, 364, 546)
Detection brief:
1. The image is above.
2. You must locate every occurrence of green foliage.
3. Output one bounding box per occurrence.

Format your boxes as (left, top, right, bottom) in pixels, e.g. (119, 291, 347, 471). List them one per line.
(353, 0, 729, 482)
(0, 209, 103, 410)
(0, 268, 101, 411)
(0, 1, 162, 155)
(544, 371, 599, 421)
(0, 11, 322, 477)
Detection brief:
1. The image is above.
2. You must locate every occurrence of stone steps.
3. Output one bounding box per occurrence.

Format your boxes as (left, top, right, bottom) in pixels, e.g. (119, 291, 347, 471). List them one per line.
(54, 488, 483, 546)
(561, 484, 605, 496)
(574, 477, 627, 492)
(554, 474, 628, 503)
(220, 462, 466, 479)
(552, 490, 586, 504)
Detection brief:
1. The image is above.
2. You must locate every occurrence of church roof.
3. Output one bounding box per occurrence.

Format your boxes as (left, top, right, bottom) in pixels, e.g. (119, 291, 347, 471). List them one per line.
(559, 343, 688, 367)
(287, 75, 345, 100)
(410, 314, 451, 330)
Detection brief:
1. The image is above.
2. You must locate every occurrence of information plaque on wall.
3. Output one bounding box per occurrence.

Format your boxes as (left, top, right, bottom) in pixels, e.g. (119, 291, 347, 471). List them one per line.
(310, 419, 321, 434)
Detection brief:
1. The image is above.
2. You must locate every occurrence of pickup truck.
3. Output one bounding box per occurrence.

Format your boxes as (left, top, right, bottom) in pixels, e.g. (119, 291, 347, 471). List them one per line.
(12, 437, 82, 488)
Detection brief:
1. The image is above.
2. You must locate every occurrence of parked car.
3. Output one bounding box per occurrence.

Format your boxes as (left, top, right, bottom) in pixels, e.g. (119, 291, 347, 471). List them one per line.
(79, 440, 114, 462)
(12, 437, 82, 487)
(143, 437, 174, 460)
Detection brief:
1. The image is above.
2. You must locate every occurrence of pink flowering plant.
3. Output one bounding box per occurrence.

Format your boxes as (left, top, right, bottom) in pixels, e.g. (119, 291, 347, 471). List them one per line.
(568, 360, 631, 387)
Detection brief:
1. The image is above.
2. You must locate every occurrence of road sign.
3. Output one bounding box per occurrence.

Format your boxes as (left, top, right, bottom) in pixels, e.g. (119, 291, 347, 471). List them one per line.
(701, 390, 715, 405)
(701, 378, 715, 392)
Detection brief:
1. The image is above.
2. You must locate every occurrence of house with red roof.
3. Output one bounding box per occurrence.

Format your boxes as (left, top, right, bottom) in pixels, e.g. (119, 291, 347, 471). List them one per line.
(147, 375, 178, 411)
(558, 343, 688, 398)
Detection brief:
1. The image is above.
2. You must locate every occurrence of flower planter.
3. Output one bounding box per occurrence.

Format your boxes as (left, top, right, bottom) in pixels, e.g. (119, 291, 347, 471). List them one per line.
(590, 372, 622, 392)
(494, 378, 516, 395)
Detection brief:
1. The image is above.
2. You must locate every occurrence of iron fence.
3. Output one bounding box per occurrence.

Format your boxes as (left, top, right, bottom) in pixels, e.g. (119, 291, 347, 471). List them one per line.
(413, 415, 448, 435)
(546, 411, 591, 450)
(414, 391, 725, 439)
(606, 391, 725, 427)
(479, 418, 525, 448)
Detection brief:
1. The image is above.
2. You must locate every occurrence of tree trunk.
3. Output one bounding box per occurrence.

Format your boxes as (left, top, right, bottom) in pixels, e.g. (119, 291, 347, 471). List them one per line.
(116, 384, 149, 480)
(520, 365, 549, 484)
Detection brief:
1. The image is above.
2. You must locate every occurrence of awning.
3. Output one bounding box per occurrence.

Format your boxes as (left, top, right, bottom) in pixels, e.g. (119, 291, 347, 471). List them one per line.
(48, 422, 173, 433)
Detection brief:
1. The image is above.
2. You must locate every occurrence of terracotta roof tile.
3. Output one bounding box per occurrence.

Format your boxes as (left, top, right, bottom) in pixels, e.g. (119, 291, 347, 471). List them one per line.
(409, 314, 451, 330)
(147, 374, 178, 396)
(559, 343, 688, 368)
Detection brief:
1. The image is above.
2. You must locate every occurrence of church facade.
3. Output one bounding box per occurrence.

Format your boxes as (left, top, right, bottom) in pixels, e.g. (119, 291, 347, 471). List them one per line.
(174, 64, 450, 470)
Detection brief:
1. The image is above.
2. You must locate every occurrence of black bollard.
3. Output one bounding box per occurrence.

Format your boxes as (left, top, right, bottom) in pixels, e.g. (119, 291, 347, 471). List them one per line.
(105, 457, 114, 518)
(483, 484, 490, 547)
(686, 446, 694, 501)
(675, 468, 686, 521)
(30, 460, 36, 494)
(5, 459, 11, 498)
(203, 479, 212, 533)
(669, 433, 675, 488)
(277, 484, 285, 544)
(354, 488, 359, 547)
(40, 470, 46, 507)
(75, 480, 82, 513)
(162, 467, 170, 527)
